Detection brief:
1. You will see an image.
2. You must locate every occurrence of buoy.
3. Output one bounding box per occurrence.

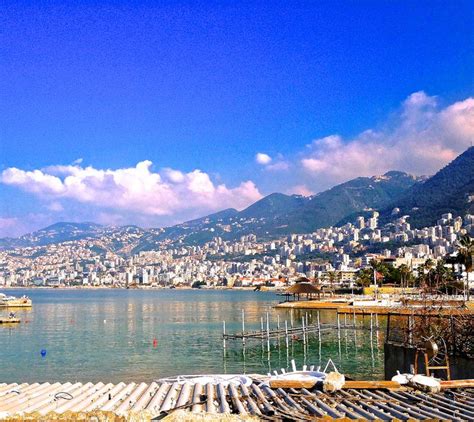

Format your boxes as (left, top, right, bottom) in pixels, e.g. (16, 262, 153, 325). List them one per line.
(153, 338, 158, 348)
(104, 319, 106, 323)
(40, 349, 47, 357)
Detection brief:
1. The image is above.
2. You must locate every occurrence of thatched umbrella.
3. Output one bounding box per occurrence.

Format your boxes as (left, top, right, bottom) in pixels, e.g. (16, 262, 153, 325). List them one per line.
(285, 282, 321, 301)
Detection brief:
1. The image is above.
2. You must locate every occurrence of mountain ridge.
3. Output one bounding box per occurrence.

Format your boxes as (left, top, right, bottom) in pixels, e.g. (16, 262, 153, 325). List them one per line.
(1, 148, 473, 251)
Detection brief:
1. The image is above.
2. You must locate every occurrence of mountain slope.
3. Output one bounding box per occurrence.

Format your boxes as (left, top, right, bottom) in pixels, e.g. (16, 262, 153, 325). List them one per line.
(0, 170, 422, 251)
(138, 170, 422, 246)
(382, 147, 474, 227)
(0, 222, 105, 249)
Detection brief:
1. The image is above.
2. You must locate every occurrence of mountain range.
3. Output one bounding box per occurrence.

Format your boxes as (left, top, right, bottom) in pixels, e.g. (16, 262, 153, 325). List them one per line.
(1, 147, 473, 252)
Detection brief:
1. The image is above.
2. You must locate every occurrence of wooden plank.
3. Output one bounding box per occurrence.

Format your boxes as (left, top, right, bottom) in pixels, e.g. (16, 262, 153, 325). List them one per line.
(440, 379, 474, 389)
(342, 380, 401, 390)
(269, 379, 318, 389)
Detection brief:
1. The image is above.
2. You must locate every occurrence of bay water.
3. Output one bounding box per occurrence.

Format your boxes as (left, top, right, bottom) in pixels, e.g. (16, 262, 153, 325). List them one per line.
(0, 289, 384, 383)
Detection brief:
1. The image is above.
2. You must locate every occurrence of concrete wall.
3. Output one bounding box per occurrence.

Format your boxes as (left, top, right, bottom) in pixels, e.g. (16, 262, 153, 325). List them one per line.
(384, 342, 474, 380)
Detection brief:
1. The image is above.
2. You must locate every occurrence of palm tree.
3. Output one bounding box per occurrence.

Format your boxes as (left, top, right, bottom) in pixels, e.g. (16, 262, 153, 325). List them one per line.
(432, 259, 451, 293)
(457, 234, 473, 300)
(398, 264, 411, 288)
(417, 258, 434, 290)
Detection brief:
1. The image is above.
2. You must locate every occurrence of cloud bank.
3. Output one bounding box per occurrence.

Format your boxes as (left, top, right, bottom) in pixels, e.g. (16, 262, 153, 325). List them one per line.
(1, 91, 473, 236)
(300, 92, 474, 185)
(1, 161, 262, 221)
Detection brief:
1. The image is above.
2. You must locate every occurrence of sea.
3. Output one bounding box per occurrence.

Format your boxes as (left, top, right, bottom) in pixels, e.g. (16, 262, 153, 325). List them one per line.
(0, 288, 384, 383)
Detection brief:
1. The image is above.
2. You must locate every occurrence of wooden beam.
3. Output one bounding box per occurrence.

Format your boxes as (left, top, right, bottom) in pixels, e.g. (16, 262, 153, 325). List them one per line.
(342, 380, 401, 390)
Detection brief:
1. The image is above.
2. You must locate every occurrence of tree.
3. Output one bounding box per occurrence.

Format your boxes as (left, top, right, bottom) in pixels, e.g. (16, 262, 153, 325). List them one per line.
(457, 234, 473, 300)
(356, 268, 373, 287)
(416, 258, 435, 290)
(398, 264, 412, 288)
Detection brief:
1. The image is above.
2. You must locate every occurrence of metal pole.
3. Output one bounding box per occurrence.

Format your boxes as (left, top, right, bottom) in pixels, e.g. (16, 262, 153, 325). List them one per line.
(285, 320, 289, 350)
(266, 312, 270, 353)
(242, 309, 246, 347)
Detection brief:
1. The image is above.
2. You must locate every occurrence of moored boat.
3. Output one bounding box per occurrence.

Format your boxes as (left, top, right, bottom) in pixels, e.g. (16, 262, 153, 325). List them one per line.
(0, 293, 32, 308)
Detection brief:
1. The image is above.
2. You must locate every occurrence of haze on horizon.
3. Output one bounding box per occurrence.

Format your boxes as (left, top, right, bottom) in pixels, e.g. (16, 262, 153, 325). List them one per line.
(1, 2, 473, 237)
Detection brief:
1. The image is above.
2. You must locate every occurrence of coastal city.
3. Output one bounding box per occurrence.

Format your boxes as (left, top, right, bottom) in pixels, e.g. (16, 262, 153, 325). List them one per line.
(1, 210, 473, 291)
(1, 3, 474, 421)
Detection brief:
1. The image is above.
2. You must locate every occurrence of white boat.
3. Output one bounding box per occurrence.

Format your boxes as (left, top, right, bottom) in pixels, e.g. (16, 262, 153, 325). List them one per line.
(156, 374, 253, 386)
(0, 293, 32, 308)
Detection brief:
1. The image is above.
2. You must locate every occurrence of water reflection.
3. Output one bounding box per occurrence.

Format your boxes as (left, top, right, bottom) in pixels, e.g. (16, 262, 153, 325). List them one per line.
(1, 289, 385, 383)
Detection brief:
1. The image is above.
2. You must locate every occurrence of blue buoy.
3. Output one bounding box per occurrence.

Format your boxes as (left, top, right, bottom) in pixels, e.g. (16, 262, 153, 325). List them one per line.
(40, 349, 47, 357)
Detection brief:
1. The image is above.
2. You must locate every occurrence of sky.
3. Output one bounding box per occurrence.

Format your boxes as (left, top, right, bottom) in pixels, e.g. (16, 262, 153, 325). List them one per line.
(1, 1, 473, 237)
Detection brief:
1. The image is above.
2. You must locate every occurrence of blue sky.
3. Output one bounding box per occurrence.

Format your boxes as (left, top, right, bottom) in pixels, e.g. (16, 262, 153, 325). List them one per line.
(1, 1, 473, 236)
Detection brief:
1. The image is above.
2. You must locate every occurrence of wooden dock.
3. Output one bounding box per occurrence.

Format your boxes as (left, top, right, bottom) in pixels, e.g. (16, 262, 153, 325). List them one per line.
(0, 377, 473, 420)
(0, 317, 20, 324)
(336, 306, 474, 316)
(275, 301, 348, 309)
(222, 310, 382, 356)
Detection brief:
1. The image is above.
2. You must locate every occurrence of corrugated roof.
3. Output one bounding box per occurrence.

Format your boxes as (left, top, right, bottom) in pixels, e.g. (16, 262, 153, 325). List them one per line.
(0, 379, 473, 420)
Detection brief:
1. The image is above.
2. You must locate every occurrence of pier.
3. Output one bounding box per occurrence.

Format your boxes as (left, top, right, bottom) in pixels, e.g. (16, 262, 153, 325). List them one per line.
(222, 310, 381, 354)
(0, 317, 20, 324)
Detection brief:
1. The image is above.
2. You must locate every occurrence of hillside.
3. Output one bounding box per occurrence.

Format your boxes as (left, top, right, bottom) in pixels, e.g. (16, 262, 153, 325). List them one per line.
(0, 222, 105, 249)
(0, 170, 423, 251)
(5, 147, 474, 252)
(382, 147, 474, 227)
(133, 170, 422, 249)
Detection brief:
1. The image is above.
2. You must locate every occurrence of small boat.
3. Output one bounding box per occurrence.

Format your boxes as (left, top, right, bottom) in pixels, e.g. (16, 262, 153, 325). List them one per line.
(156, 374, 253, 386)
(0, 293, 32, 308)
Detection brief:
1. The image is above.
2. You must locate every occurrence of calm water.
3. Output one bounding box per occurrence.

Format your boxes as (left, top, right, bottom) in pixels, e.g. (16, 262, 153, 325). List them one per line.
(0, 289, 384, 383)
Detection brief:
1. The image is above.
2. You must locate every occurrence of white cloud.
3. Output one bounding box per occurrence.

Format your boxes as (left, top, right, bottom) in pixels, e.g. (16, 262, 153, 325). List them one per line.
(265, 161, 290, 171)
(300, 92, 474, 185)
(0, 217, 18, 232)
(1, 162, 262, 221)
(47, 202, 64, 212)
(286, 185, 314, 196)
(255, 152, 272, 165)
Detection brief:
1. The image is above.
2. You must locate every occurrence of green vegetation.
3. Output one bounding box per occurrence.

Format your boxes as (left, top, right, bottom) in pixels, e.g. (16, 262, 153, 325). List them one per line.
(382, 146, 474, 228)
(457, 233, 474, 299)
(355, 258, 462, 294)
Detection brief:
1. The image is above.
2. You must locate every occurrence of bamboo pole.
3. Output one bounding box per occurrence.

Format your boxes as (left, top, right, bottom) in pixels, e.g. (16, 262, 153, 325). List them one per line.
(302, 317, 306, 346)
(242, 309, 246, 347)
(223, 321, 226, 350)
(266, 312, 270, 353)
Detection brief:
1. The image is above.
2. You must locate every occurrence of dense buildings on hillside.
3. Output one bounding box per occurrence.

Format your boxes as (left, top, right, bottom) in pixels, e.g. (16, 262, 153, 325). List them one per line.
(1, 211, 473, 290)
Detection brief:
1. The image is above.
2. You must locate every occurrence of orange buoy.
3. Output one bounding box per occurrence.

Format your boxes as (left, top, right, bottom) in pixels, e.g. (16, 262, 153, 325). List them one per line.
(153, 338, 158, 348)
